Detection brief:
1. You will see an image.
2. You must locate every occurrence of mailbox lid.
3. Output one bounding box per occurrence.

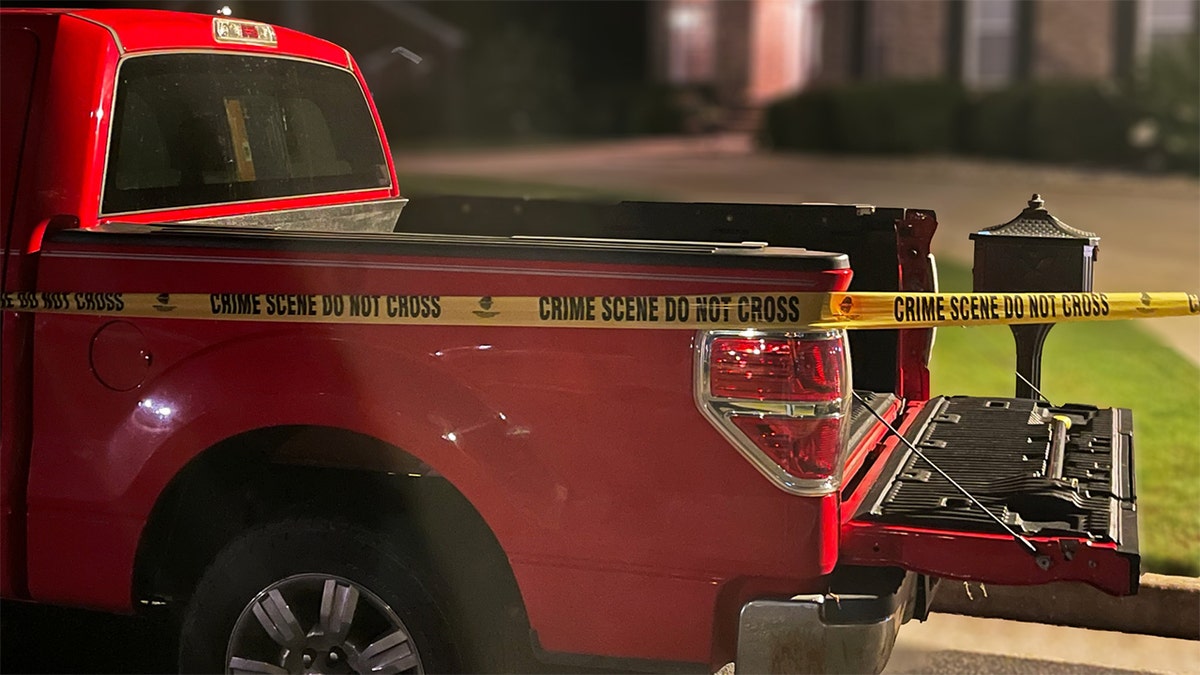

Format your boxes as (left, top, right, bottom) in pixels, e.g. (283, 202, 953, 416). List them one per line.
(971, 194, 1100, 293)
(970, 193, 1099, 244)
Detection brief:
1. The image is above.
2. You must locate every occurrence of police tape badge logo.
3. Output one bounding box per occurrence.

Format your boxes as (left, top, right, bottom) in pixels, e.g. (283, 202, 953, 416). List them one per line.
(473, 296, 499, 319)
(1137, 292, 1153, 314)
(153, 293, 177, 313)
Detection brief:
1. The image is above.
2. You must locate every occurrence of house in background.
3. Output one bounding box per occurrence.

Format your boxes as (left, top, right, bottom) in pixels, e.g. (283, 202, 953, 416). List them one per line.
(649, 0, 821, 109)
(651, 0, 1199, 122)
(161, 0, 652, 139)
(37, 0, 1193, 138)
(816, 0, 1199, 87)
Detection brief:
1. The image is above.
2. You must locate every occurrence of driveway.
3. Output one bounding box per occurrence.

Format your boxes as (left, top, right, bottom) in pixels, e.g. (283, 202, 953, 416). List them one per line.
(399, 134, 1200, 364)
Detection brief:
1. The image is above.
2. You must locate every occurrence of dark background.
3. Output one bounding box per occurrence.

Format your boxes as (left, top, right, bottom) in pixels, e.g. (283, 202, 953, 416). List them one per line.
(11, 0, 660, 143)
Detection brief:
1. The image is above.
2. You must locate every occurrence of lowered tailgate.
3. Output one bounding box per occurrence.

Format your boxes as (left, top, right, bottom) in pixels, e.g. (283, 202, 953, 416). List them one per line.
(841, 396, 1138, 596)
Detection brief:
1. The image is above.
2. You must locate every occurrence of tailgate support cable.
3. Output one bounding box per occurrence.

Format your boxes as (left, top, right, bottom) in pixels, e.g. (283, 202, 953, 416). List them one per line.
(851, 392, 1039, 557)
(1015, 370, 1056, 406)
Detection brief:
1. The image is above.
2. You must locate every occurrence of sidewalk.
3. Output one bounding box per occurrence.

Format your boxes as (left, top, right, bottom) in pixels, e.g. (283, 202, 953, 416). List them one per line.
(399, 134, 1200, 364)
(884, 613, 1200, 674)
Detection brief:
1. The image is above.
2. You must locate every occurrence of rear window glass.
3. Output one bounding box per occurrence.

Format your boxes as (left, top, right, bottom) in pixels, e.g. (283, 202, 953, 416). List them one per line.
(103, 53, 389, 214)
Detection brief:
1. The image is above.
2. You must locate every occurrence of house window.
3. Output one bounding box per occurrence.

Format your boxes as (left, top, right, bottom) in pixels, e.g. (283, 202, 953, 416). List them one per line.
(964, 0, 1017, 87)
(864, 2, 887, 78)
(1139, 0, 1198, 55)
(666, 0, 716, 83)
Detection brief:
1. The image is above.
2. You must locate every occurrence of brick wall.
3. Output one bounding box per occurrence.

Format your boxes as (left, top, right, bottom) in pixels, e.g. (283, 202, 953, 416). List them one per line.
(814, 0, 856, 84)
(647, 1, 670, 83)
(866, 0, 948, 79)
(715, 0, 754, 105)
(1033, 0, 1115, 79)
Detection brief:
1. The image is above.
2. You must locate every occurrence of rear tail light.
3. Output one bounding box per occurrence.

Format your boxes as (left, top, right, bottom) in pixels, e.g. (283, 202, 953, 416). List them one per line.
(730, 417, 842, 480)
(709, 335, 844, 402)
(695, 330, 851, 495)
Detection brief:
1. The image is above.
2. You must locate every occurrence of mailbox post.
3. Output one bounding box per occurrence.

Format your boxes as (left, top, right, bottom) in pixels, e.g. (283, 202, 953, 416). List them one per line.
(970, 194, 1100, 399)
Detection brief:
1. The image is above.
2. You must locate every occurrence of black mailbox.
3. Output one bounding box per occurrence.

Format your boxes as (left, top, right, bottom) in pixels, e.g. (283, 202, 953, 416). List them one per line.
(970, 194, 1100, 399)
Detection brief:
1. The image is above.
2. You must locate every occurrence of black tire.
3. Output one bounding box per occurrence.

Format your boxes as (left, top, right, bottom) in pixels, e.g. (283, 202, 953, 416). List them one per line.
(178, 517, 458, 674)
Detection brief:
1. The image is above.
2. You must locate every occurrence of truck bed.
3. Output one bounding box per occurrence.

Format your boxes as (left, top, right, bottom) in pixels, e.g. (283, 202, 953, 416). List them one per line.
(397, 196, 932, 394)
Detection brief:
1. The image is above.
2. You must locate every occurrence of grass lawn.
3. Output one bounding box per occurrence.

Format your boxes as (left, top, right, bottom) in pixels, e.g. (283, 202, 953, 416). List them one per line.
(398, 171, 1200, 576)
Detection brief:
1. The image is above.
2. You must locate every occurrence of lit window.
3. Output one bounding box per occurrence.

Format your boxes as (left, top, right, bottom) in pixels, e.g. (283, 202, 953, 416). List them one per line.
(1140, 0, 1198, 55)
(666, 0, 716, 83)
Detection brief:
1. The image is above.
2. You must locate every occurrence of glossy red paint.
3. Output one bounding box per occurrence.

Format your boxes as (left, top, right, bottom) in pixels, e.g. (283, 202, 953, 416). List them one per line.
(839, 400, 927, 520)
(895, 209, 937, 400)
(26, 14, 118, 233)
(26, 240, 849, 662)
(838, 397, 903, 492)
(1, 7, 398, 602)
(3, 9, 395, 244)
(65, 8, 350, 65)
(840, 521, 1134, 596)
(1, 9, 62, 600)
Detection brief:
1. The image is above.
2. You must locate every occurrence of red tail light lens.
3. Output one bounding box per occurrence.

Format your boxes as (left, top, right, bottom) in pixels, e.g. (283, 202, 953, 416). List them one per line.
(731, 416, 842, 480)
(709, 335, 844, 402)
(696, 330, 851, 495)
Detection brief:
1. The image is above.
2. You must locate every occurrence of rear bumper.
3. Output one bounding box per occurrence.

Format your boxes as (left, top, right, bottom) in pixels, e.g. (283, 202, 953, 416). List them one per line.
(735, 569, 919, 675)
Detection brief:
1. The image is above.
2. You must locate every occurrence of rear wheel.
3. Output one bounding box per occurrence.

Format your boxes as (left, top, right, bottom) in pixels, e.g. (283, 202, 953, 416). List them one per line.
(178, 518, 457, 674)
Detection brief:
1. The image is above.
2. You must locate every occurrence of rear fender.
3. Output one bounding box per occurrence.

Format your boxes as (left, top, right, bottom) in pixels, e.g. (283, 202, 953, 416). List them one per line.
(123, 331, 561, 525)
(26, 329, 559, 608)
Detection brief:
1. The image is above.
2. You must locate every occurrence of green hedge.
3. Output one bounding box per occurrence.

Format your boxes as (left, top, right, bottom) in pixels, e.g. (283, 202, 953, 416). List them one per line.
(1129, 33, 1200, 173)
(761, 75, 1193, 173)
(961, 84, 1033, 159)
(759, 81, 965, 154)
(961, 82, 1138, 165)
(1029, 83, 1137, 165)
(759, 88, 835, 151)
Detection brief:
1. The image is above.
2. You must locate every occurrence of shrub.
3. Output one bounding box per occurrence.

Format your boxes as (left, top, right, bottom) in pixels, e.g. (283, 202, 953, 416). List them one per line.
(762, 81, 966, 155)
(762, 74, 1191, 172)
(963, 82, 1137, 165)
(1127, 33, 1200, 174)
(1026, 81, 1137, 165)
(839, 81, 966, 153)
(759, 88, 837, 151)
(962, 85, 1034, 159)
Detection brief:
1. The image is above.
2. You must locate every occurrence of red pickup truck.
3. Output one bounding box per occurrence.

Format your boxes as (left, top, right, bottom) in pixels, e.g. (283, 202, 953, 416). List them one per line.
(1, 8, 1139, 674)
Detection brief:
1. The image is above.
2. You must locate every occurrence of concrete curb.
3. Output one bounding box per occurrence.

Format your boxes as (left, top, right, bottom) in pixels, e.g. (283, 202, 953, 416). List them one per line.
(930, 573, 1200, 640)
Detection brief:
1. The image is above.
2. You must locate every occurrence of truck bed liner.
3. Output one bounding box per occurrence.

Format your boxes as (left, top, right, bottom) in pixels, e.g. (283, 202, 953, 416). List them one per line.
(857, 396, 1136, 544)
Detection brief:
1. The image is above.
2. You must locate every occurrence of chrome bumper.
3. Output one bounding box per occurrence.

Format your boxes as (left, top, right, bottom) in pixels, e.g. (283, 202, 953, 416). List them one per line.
(735, 570, 918, 675)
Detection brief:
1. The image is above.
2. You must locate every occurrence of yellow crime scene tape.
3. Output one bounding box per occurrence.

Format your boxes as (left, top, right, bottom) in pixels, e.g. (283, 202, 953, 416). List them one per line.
(2, 290, 1197, 331)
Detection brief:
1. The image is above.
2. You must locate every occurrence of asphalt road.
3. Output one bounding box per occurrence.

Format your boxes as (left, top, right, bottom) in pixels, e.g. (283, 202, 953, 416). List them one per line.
(3, 600, 1198, 674)
(399, 134, 1200, 364)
